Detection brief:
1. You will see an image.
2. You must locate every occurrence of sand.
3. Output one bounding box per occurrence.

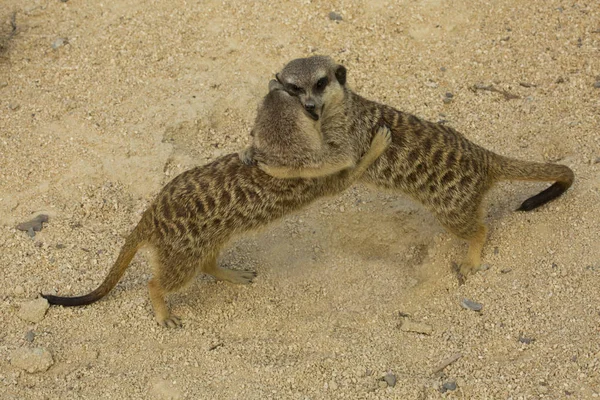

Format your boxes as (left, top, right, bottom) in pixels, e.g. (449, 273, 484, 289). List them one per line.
(1, 0, 599, 398)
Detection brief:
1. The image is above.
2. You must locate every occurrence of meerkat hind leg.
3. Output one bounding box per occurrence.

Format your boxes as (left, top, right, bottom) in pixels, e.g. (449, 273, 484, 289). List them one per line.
(452, 224, 488, 285)
(201, 254, 257, 284)
(148, 278, 181, 328)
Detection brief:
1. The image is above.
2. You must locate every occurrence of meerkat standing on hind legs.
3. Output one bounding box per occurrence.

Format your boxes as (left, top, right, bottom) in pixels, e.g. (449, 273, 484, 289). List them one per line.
(42, 87, 391, 328)
(251, 55, 574, 283)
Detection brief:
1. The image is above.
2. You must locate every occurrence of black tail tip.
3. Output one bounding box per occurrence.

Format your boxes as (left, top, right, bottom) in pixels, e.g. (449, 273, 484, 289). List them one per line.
(517, 181, 570, 212)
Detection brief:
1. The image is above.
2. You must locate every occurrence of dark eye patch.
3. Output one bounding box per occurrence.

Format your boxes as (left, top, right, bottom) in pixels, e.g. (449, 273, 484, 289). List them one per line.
(315, 76, 329, 90)
(287, 83, 302, 93)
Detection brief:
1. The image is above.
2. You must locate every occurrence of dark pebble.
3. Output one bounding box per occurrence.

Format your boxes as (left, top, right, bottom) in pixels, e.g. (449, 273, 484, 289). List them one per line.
(25, 330, 35, 342)
(383, 373, 397, 387)
(328, 12, 343, 21)
(445, 92, 454, 98)
(593, 81, 600, 89)
(440, 66, 446, 72)
(519, 336, 535, 344)
(441, 381, 457, 392)
(17, 214, 49, 238)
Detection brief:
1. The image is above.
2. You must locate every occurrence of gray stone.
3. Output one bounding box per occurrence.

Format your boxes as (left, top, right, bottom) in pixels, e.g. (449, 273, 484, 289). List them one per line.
(16, 214, 49, 237)
(51, 38, 67, 49)
(441, 381, 457, 392)
(461, 298, 483, 311)
(328, 12, 343, 21)
(384, 373, 397, 387)
(25, 330, 35, 342)
(10, 347, 54, 373)
(519, 336, 535, 344)
(18, 298, 49, 323)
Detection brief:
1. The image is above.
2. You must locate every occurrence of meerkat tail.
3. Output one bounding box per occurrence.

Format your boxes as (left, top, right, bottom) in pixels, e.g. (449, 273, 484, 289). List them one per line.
(41, 212, 151, 306)
(491, 154, 574, 212)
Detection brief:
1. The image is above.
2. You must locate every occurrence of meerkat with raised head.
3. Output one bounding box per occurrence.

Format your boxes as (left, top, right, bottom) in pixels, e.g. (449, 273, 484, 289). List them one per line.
(240, 80, 358, 179)
(42, 87, 391, 328)
(252, 55, 574, 282)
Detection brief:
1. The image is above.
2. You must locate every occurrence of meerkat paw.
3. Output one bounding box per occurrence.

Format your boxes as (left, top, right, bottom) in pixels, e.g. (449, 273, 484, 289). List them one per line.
(209, 266, 257, 284)
(372, 126, 392, 150)
(158, 314, 182, 328)
(238, 146, 256, 166)
(453, 261, 482, 285)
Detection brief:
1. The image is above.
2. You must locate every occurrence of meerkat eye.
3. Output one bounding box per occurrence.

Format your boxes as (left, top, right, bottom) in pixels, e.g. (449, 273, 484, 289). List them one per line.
(315, 77, 329, 90)
(288, 83, 302, 93)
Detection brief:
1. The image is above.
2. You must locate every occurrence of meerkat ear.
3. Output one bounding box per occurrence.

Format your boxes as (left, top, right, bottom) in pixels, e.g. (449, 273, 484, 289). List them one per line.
(334, 65, 347, 85)
(269, 79, 283, 92)
(275, 73, 283, 84)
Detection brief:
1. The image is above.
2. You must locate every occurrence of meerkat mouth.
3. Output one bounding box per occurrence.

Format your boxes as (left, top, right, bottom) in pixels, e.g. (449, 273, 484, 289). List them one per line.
(306, 109, 319, 121)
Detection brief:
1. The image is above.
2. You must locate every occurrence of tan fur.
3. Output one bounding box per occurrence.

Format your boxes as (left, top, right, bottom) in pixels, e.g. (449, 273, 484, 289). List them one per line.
(43, 87, 391, 327)
(254, 55, 574, 282)
(240, 83, 357, 179)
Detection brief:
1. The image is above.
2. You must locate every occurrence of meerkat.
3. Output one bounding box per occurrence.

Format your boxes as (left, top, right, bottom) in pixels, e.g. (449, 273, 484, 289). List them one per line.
(42, 87, 392, 328)
(239, 80, 357, 179)
(250, 55, 574, 282)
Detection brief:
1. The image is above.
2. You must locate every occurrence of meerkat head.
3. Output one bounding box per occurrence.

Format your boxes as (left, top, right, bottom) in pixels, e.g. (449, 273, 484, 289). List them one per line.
(248, 87, 322, 167)
(274, 55, 347, 121)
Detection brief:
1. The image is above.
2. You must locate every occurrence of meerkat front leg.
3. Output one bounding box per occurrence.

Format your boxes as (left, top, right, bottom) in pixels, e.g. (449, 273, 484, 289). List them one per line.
(257, 158, 356, 179)
(239, 146, 256, 166)
(348, 126, 392, 178)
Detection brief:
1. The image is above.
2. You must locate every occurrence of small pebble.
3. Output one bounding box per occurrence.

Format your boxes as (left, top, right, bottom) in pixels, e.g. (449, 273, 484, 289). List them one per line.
(400, 320, 433, 335)
(384, 373, 397, 387)
(328, 12, 343, 21)
(18, 298, 49, 323)
(51, 38, 67, 49)
(441, 381, 457, 392)
(445, 92, 454, 98)
(461, 298, 483, 311)
(0, 81, 8, 88)
(16, 214, 49, 237)
(9, 103, 20, 111)
(443, 97, 452, 104)
(519, 336, 535, 344)
(25, 330, 35, 343)
(10, 347, 54, 373)
(14, 285, 25, 296)
(440, 66, 446, 72)
(594, 81, 600, 89)
(378, 380, 388, 389)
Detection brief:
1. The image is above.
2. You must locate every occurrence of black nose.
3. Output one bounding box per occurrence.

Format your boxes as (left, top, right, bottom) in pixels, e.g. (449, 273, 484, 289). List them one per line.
(304, 102, 315, 111)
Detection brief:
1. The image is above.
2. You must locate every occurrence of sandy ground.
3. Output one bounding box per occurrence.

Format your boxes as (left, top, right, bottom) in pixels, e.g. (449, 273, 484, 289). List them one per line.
(1, 0, 599, 398)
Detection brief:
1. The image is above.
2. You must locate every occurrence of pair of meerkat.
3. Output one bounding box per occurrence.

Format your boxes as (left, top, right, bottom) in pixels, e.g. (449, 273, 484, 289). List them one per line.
(43, 86, 391, 327)
(243, 55, 574, 282)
